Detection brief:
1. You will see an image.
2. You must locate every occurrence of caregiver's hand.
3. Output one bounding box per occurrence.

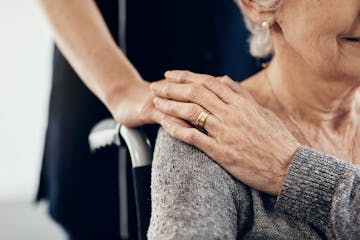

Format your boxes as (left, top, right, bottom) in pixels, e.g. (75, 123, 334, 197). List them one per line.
(150, 70, 301, 195)
(109, 80, 164, 127)
(109, 79, 189, 127)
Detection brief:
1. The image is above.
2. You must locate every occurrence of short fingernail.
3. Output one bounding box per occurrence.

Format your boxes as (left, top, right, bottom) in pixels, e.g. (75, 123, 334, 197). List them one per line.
(164, 71, 178, 79)
(153, 97, 162, 107)
(150, 83, 161, 92)
(153, 98, 166, 111)
(161, 120, 172, 130)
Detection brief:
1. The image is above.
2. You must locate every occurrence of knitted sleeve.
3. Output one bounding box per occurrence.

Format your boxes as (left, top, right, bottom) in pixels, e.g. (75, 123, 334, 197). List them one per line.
(276, 146, 360, 239)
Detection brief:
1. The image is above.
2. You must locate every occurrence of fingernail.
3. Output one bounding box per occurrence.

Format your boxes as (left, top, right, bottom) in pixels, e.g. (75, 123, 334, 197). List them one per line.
(153, 97, 163, 107)
(161, 120, 172, 130)
(150, 83, 161, 92)
(154, 98, 166, 112)
(164, 71, 178, 79)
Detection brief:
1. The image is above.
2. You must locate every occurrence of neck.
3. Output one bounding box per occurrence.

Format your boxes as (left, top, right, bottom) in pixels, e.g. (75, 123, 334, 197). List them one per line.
(266, 55, 360, 129)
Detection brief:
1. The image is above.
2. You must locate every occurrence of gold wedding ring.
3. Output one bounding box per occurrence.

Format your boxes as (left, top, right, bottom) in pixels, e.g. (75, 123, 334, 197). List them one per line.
(195, 110, 210, 128)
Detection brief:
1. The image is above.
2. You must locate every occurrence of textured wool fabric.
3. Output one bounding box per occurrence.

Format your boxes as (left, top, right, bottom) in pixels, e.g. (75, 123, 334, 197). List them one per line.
(148, 128, 326, 239)
(276, 146, 360, 239)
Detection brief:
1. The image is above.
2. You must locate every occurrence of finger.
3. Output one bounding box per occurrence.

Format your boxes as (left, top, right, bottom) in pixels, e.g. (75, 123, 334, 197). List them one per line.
(219, 75, 255, 101)
(160, 119, 219, 158)
(165, 70, 239, 104)
(150, 81, 227, 117)
(153, 97, 220, 136)
(151, 108, 191, 128)
(164, 70, 211, 83)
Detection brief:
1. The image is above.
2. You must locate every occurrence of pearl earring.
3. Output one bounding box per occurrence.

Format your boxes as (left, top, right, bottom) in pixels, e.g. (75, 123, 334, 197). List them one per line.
(261, 21, 270, 29)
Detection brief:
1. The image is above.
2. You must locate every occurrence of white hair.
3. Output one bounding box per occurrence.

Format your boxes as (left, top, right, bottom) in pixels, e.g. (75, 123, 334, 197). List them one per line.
(237, 0, 281, 58)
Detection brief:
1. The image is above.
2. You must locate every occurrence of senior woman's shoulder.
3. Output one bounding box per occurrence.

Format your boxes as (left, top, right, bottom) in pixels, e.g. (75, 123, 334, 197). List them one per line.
(153, 127, 232, 180)
(149, 128, 244, 239)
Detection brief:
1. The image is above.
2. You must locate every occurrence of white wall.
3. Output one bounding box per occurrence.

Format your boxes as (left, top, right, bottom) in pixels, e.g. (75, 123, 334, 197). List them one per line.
(0, 0, 52, 202)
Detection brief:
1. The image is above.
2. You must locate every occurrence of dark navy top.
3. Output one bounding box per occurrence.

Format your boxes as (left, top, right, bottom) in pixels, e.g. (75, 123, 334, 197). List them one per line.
(37, 0, 261, 239)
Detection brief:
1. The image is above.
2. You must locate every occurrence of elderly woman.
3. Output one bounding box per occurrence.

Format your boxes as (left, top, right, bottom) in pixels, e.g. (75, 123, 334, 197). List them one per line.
(147, 0, 360, 239)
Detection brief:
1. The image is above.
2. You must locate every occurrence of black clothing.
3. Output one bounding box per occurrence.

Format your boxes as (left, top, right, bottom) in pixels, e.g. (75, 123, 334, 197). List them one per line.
(37, 0, 261, 239)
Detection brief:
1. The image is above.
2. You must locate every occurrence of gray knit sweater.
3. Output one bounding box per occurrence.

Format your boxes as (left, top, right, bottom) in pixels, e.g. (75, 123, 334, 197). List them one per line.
(147, 128, 360, 239)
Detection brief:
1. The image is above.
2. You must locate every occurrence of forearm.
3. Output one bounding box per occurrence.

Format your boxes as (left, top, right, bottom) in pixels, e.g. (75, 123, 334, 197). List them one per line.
(38, 0, 142, 110)
(276, 146, 360, 238)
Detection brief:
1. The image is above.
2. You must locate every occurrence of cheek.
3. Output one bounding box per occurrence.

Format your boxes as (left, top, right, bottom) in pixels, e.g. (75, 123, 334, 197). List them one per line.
(281, 16, 351, 78)
(277, 0, 360, 79)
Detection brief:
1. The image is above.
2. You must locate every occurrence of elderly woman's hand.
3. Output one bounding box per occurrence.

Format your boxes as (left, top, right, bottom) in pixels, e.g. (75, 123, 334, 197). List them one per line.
(150, 70, 301, 195)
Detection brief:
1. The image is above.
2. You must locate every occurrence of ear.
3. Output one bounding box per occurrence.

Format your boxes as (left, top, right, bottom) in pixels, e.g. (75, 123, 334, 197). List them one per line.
(237, 0, 276, 27)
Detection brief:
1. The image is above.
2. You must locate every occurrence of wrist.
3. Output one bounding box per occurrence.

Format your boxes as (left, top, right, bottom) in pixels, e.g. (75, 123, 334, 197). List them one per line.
(281, 136, 302, 167)
(104, 78, 151, 119)
(273, 140, 302, 196)
(103, 78, 144, 111)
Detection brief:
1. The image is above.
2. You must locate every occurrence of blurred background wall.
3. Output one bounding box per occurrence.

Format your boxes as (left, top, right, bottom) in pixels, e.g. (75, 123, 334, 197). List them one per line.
(0, 0, 65, 238)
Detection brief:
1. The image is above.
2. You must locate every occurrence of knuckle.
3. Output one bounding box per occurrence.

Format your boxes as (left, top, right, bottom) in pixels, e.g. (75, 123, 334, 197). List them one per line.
(177, 107, 188, 118)
(221, 75, 231, 82)
(186, 105, 200, 121)
(161, 83, 171, 97)
(177, 77, 186, 84)
(183, 70, 191, 76)
(219, 75, 233, 86)
(204, 76, 217, 89)
(178, 70, 190, 81)
(168, 125, 180, 138)
(187, 84, 202, 99)
(183, 130, 198, 144)
(166, 102, 176, 114)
